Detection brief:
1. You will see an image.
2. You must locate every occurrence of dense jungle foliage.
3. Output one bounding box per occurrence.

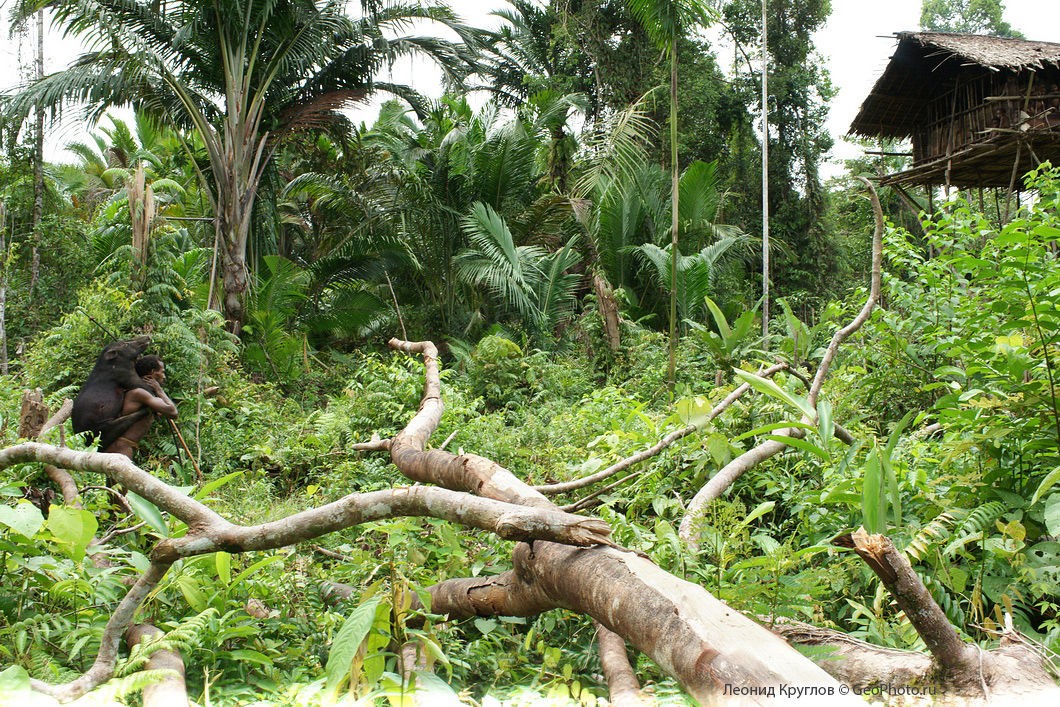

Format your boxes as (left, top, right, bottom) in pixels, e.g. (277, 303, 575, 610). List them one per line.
(0, 0, 1058, 704)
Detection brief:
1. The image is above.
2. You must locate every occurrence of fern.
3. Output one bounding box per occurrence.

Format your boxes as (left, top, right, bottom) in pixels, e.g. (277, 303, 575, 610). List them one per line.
(904, 510, 964, 563)
(84, 670, 183, 704)
(920, 573, 968, 629)
(944, 501, 1006, 557)
(116, 609, 216, 677)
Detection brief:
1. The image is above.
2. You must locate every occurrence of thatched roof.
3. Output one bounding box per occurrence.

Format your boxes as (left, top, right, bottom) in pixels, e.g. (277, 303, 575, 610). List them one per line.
(850, 32, 1060, 139)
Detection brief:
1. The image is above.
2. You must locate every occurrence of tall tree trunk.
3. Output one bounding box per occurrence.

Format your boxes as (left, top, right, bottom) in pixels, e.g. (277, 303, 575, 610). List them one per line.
(221, 235, 248, 336)
(667, 46, 679, 385)
(30, 9, 44, 299)
(1, 202, 8, 375)
(760, 0, 770, 343)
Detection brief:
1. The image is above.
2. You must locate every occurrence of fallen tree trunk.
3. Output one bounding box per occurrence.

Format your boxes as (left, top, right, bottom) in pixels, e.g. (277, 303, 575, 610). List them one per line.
(388, 339, 859, 704)
(777, 618, 1057, 704)
(0, 441, 613, 701)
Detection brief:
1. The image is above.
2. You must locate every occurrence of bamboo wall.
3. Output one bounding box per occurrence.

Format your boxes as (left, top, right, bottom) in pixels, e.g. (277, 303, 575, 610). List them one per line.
(911, 68, 1060, 164)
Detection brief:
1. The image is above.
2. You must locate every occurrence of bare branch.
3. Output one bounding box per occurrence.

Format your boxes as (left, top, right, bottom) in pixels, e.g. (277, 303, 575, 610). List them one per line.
(39, 398, 73, 437)
(596, 622, 646, 706)
(30, 562, 172, 702)
(0, 443, 225, 528)
(536, 363, 788, 496)
(351, 434, 391, 452)
(680, 435, 797, 547)
(151, 485, 611, 562)
(808, 178, 883, 407)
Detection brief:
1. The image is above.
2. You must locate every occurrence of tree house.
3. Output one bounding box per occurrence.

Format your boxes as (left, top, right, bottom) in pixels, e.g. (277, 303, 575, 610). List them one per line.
(850, 32, 1060, 189)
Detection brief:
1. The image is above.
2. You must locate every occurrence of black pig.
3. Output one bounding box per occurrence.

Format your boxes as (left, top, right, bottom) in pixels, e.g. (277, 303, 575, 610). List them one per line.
(72, 336, 155, 452)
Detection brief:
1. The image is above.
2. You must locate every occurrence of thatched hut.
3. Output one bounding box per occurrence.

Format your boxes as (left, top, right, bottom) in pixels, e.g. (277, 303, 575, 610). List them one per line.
(850, 32, 1060, 188)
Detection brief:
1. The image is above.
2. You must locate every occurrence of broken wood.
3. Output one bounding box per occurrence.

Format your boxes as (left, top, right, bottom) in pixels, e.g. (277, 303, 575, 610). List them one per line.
(125, 624, 189, 707)
(18, 388, 48, 439)
(831, 529, 1060, 702)
(836, 529, 979, 676)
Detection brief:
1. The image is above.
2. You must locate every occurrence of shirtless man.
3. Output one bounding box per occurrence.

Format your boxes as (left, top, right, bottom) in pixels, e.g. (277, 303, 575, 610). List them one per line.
(105, 355, 178, 459)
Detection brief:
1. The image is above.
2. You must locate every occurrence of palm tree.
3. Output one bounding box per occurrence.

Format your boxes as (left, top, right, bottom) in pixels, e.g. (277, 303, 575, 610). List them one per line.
(5, 0, 479, 334)
(624, 0, 714, 382)
(455, 201, 580, 343)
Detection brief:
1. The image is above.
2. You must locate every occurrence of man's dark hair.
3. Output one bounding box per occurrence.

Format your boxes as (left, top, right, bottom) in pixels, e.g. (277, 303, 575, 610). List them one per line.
(135, 355, 164, 377)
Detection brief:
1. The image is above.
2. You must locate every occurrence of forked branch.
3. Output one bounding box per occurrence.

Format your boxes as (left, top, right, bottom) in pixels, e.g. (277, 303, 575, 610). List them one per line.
(679, 178, 884, 547)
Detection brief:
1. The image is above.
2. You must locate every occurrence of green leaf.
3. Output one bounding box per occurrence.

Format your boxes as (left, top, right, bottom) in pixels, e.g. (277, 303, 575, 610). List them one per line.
(733, 369, 815, 419)
(880, 450, 902, 529)
(126, 491, 169, 536)
(223, 648, 273, 666)
(215, 551, 232, 587)
(821, 478, 861, 506)
(1032, 467, 1060, 505)
(0, 665, 39, 702)
(474, 618, 497, 635)
(193, 470, 246, 500)
(326, 595, 383, 693)
(45, 506, 98, 561)
(738, 501, 776, 529)
(862, 447, 884, 534)
(732, 421, 817, 441)
(407, 671, 461, 703)
(229, 554, 284, 589)
(1045, 494, 1060, 537)
(703, 295, 732, 341)
(817, 399, 834, 447)
(933, 365, 966, 381)
(885, 410, 917, 459)
(0, 501, 44, 538)
(176, 574, 208, 612)
(765, 434, 830, 461)
(675, 396, 712, 427)
(0, 483, 24, 498)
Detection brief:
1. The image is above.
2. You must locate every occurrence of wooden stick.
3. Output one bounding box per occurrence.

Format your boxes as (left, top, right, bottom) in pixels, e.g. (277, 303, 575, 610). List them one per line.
(168, 419, 202, 483)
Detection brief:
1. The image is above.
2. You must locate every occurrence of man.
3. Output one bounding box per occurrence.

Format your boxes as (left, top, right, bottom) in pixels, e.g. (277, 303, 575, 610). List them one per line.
(105, 355, 178, 459)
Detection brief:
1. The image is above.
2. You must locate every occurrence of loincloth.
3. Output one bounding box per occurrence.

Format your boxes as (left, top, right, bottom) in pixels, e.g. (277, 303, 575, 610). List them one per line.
(116, 436, 140, 450)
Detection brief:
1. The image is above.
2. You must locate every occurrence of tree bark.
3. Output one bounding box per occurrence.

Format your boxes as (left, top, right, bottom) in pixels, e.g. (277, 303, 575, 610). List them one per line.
(125, 624, 189, 707)
(593, 273, 621, 352)
(18, 389, 48, 440)
(221, 236, 249, 335)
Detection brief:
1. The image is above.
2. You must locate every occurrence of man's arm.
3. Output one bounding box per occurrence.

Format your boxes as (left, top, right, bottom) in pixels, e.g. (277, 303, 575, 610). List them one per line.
(127, 382, 178, 419)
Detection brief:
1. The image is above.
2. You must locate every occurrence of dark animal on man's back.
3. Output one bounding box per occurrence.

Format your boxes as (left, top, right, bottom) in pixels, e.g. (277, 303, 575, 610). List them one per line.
(72, 336, 154, 452)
